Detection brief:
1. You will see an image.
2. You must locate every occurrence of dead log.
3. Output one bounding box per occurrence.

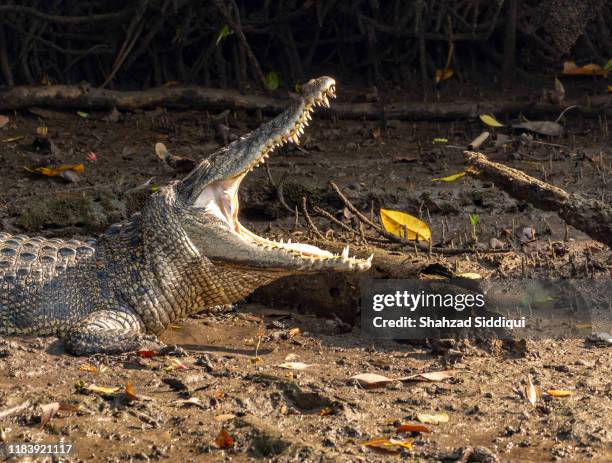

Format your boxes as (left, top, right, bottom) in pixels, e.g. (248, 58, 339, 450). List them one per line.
(464, 150, 612, 247)
(0, 84, 610, 120)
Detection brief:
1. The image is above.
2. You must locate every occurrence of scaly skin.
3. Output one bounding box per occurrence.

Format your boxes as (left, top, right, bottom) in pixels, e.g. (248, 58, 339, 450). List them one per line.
(0, 77, 372, 355)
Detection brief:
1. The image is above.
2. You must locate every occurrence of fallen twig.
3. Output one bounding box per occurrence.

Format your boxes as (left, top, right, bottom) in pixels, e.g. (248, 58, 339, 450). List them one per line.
(301, 197, 325, 240)
(264, 163, 294, 214)
(464, 150, 612, 247)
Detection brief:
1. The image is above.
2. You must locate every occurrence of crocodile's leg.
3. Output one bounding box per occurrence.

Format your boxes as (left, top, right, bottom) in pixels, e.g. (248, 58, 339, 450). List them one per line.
(63, 308, 158, 355)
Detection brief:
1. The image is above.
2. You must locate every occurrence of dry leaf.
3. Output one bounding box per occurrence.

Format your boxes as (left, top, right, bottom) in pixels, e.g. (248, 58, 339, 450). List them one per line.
(524, 377, 538, 406)
(137, 350, 158, 358)
(155, 142, 196, 173)
(214, 413, 236, 422)
(1, 135, 24, 143)
(479, 114, 504, 128)
(215, 428, 234, 449)
(164, 358, 189, 371)
(431, 172, 466, 182)
(39, 402, 79, 428)
(288, 327, 301, 337)
(0, 115, 9, 129)
(363, 437, 412, 453)
(173, 397, 207, 409)
(435, 68, 454, 83)
(512, 121, 564, 137)
(380, 208, 431, 242)
(392, 154, 418, 163)
(39, 402, 60, 428)
(562, 61, 607, 76)
(396, 423, 432, 433)
(350, 373, 395, 389)
(554, 77, 566, 103)
(81, 383, 121, 396)
(547, 389, 572, 398)
(284, 353, 299, 361)
(24, 164, 85, 177)
(125, 381, 138, 401)
(319, 407, 337, 416)
(277, 362, 312, 370)
(401, 370, 456, 382)
(76, 111, 89, 118)
(137, 350, 161, 358)
(79, 363, 97, 373)
(416, 412, 449, 424)
(455, 272, 482, 280)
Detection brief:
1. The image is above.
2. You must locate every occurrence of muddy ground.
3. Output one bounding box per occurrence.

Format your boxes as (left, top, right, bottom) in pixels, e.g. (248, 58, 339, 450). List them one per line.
(0, 86, 610, 462)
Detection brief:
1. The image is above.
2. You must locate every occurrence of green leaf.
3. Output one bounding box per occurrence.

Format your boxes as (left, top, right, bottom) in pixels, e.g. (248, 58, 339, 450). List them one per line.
(76, 111, 88, 118)
(604, 58, 612, 72)
(215, 25, 233, 46)
(264, 71, 279, 90)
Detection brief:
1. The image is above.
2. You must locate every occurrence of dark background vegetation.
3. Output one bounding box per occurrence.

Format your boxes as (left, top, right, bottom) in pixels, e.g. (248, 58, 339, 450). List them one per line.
(0, 0, 610, 94)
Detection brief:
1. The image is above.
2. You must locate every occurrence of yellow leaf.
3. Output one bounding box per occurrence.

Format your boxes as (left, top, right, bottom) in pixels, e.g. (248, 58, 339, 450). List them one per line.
(435, 68, 454, 83)
(547, 389, 572, 397)
(363, 437, 412, 453)
(24, 164, 85, 177)
(431, 171, 466, 182)
(1, 135, 24, 143)
(164, 80, 179, 87)
(79, 363, 97, 373)
(479, 114, 504, 127)
(416, 413, 449, 424)
(85, 384, 121, 395)
(432, 137, 448, 143)
(380, 209, 431, 242)
(607, 85, 611, 92)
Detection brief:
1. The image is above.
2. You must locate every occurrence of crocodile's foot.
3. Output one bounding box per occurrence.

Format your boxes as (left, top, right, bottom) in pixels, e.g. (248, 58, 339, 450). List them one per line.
(62, 308, 152, 356)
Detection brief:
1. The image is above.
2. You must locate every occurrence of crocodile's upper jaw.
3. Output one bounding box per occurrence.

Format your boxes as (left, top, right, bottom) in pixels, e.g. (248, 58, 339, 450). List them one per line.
(180, 76, 372, 273)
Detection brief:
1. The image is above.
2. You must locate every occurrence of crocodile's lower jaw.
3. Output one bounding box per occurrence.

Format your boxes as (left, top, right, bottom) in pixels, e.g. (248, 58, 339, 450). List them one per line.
(196, 84, 372, 272)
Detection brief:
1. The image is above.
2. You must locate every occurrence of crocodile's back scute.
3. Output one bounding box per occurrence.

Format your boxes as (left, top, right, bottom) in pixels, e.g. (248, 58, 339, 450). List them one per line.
(0, 233, 96, 286)
(0, 232, 99, 335)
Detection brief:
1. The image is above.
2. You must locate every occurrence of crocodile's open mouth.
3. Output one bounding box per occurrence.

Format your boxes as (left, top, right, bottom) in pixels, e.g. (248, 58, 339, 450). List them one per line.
(195, 78, 372, 271)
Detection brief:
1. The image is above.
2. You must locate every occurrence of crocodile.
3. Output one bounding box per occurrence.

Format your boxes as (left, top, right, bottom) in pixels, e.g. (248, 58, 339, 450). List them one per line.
(0, 76, 372, 355)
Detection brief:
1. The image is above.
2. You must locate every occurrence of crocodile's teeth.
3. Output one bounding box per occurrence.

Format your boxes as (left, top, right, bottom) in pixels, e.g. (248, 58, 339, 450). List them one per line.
(322, 95, 330, 107)
(292, 134, 300, 144)
(341, 245, 349, 259)
(367, 254, 374, 263)
(287, 238, 291, 244)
